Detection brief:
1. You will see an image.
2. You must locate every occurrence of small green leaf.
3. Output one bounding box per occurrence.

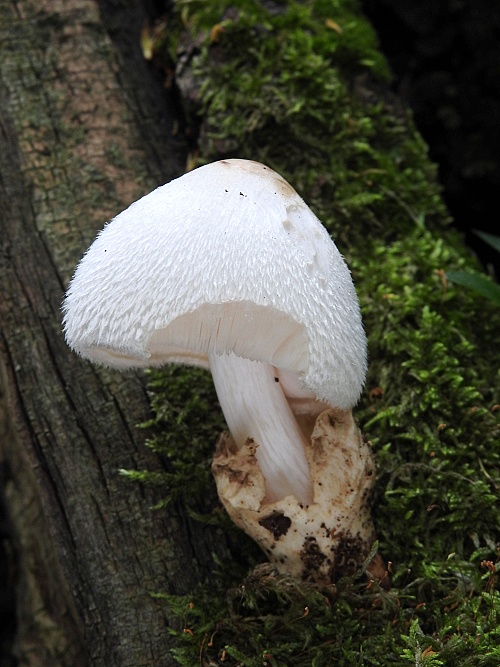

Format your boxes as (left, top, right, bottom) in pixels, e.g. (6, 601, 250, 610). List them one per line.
(473, 229, 500, 253)
(446, 270, 500, 306)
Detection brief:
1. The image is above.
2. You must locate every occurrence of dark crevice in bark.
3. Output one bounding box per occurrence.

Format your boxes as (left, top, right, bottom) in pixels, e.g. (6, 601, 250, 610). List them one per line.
(0, 463, 17, 667)
(96, 0, 189, 183)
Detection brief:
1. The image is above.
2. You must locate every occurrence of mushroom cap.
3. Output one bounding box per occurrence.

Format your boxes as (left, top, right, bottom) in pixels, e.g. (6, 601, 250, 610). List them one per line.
(63, 159, 367, 409)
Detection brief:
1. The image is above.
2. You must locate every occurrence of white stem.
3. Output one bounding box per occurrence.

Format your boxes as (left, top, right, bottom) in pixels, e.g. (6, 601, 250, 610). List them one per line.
(209, 352, 313, 506)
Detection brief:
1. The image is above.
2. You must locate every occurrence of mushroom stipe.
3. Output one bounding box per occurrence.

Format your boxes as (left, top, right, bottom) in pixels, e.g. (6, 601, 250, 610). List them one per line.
(63, 159, 382, 584)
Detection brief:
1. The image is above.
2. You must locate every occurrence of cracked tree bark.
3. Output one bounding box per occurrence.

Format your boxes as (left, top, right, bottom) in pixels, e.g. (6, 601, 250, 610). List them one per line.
(0, 1, 231, 664)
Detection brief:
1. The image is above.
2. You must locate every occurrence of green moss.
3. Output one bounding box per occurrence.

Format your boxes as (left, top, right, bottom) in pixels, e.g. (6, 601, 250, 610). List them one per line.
(153, 561, 499, 666)
(355, 226, 500, 576)
(128, 0, 500, 664)
(122, 365, 226, 510)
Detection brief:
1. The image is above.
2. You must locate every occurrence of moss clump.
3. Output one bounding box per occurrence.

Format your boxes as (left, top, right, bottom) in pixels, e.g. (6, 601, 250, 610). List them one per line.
(129, 0, 500, 664)
(356, 227, 500, 574)
(155, 561, 499, 666)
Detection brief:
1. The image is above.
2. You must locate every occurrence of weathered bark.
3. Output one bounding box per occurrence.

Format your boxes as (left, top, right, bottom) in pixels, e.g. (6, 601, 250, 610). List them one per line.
(0, 1, 230, 664)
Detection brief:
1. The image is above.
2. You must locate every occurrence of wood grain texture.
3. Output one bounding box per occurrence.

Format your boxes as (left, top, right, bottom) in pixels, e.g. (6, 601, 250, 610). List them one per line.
(0, 1, 226, 664)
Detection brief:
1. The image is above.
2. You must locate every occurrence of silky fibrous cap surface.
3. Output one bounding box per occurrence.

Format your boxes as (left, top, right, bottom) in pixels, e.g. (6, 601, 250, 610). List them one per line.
(63, 159, 367, 408)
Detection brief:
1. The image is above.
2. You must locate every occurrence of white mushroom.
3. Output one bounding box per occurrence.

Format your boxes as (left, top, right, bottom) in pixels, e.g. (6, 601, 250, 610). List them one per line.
(63, 159, 379, 583)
